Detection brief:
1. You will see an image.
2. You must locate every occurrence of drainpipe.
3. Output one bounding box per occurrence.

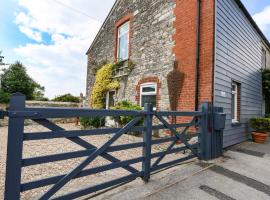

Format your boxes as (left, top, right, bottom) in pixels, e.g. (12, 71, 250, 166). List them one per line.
(195, 0, 201, 111)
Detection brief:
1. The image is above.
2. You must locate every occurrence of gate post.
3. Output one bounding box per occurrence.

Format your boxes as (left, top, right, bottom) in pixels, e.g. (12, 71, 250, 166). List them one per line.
(199, 102, 225, 160)
(142, 103, 153, 182)
(199, 102, 212, 160)
(5, 93, 26, 200)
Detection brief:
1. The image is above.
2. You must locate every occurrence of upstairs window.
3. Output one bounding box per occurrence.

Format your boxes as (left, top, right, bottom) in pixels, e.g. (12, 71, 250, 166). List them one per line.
(117, 21, 130, 61)
(232, 81, 241, 123)
(140, 83, 157, 109)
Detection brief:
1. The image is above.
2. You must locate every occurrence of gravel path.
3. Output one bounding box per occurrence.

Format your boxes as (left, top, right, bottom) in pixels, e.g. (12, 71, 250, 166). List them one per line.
(0, 123, 185, 199)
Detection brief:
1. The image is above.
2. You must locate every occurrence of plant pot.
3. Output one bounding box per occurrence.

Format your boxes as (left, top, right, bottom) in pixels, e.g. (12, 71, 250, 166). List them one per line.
(251, 132, 268, 143)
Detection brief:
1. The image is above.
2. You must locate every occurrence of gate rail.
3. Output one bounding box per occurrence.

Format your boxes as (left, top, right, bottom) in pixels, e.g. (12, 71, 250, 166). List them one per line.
(2, 93, 225, 200)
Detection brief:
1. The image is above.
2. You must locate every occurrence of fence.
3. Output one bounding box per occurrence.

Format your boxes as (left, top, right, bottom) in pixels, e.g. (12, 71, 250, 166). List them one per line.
(1, 93, 226, 200)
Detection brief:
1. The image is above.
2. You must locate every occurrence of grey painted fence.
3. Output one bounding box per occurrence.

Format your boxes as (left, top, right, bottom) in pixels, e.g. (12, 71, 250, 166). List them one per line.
(1, 93, 226, 200)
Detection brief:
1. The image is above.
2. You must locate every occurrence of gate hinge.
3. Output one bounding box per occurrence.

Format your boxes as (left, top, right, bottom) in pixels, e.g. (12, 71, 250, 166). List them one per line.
(0, 110, 8, 119)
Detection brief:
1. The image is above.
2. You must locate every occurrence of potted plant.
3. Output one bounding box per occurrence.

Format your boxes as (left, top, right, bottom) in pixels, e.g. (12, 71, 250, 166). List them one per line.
(249, 118, 270, 143)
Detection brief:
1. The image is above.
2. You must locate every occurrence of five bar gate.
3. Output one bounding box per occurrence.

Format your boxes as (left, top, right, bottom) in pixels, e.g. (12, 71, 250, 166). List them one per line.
(2, 93, 226, 200)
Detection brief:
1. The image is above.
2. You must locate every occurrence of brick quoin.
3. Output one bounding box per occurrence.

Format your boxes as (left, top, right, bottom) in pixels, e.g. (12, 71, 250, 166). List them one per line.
(135, 77, 161, 110)
(173, 0, 215, 123)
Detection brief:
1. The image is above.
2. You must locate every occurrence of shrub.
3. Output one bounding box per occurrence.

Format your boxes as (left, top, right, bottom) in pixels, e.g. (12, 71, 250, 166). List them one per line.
(52, 93, 80, 103)
(90, 63, 120, 109)
(0, 90, 10, 103)
(111, 101, 142, 126)
(80, 116, 105, 129)
(265, 113, 270, 118)
(249, 117, 270, 132)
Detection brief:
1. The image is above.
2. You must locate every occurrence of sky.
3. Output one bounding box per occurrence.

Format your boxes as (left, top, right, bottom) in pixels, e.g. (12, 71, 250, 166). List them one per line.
(0, 0, 270, 99)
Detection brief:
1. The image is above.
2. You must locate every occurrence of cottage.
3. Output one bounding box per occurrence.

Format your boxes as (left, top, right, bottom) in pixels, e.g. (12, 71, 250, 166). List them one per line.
(86, 0, 270, 147)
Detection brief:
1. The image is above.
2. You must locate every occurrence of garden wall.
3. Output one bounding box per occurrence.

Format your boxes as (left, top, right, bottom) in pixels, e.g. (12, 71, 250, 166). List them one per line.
(0, 101, 79, 126)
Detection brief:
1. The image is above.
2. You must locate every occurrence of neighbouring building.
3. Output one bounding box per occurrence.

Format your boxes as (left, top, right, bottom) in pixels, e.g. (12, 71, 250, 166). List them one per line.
(86, 0, 270, 147)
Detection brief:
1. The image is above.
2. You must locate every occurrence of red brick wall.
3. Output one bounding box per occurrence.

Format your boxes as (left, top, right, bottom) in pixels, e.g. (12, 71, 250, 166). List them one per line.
(173, 0, 215, 114)
(135, 77, 161, 110)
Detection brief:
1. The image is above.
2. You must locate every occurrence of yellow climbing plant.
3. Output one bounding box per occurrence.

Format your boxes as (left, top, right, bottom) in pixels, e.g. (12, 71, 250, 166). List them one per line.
(90, 63, 120, 109)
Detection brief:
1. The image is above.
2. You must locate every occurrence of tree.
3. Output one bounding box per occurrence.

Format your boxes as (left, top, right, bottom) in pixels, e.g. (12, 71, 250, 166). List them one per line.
(52, 93, 80, 103)
(0, 61, 44, 100)
(0, 51, 4, 65)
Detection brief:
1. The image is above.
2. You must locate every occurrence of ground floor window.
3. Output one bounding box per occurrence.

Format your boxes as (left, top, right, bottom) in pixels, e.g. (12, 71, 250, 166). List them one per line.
(140, 83, 157, 109)
(106, 90, 116, 109)
(231, 81, 241, 123)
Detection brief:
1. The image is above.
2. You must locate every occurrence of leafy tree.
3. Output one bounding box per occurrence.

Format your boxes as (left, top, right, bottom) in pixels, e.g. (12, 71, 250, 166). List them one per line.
(0, 61, 44, 100)
(52, 93, 80, 103)
(0, 51, 4, 65)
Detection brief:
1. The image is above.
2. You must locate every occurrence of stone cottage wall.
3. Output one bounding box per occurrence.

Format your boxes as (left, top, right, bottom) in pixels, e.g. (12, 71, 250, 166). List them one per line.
(86, 0, 176, 110)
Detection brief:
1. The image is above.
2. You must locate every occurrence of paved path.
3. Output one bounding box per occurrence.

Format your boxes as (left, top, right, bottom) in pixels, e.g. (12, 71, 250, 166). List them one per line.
(90, 138, 270, 200)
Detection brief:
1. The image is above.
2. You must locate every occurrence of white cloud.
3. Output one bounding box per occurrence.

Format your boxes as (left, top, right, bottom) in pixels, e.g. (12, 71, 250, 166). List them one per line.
(19, 26, 42, 42)
(253, 5, 270, 32)
(13, 0, 116, 98)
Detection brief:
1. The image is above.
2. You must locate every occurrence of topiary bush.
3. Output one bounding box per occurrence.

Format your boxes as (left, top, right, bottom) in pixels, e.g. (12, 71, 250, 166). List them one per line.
(249, 117, 270, 132)
(80, 116, 105, 129)
(111, 101, 142, 126)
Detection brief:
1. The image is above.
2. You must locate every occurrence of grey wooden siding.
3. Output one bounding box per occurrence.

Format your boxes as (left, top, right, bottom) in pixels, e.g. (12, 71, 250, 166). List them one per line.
(214, 0, 264, 147)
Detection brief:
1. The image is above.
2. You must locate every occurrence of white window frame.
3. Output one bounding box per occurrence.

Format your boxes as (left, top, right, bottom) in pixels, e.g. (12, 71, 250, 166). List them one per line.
(117, 21, 130, 61)
(232, 82, 238, 123)
(106, 90, 116, 109)
(140, 83, 157, 110)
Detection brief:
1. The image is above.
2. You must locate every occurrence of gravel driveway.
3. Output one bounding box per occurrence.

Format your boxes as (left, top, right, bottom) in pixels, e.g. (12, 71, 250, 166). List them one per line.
(0, 123, 183, 199)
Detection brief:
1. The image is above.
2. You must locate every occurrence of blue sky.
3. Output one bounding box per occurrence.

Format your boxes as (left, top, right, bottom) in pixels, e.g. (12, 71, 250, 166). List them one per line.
(0, 0, 270, 98)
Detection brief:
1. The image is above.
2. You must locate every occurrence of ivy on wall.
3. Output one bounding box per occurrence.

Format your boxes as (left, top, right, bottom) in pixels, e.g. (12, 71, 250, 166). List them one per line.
(90, 63, 120, 109)
(262, 69, 270, 114)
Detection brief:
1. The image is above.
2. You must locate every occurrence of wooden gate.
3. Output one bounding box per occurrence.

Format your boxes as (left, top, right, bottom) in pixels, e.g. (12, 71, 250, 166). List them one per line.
(2, 93, 225, 200)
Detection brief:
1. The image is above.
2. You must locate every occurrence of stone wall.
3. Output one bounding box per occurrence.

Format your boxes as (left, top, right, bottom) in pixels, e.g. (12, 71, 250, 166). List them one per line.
(86, 0, 176, 110)
(0, 101, 79, 126)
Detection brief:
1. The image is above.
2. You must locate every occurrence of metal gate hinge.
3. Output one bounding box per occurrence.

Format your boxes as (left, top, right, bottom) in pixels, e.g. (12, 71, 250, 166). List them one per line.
(0, 110, 8, 119)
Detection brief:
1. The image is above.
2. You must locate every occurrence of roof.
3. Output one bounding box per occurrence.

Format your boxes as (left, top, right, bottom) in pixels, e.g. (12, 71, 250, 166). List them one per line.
(86, 0, 120, 55)
(86, 0, 270, 55)
(234, 0, 270, 49)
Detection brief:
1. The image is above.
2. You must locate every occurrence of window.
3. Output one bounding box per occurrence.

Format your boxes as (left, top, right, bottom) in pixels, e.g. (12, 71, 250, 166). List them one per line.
(231, 82, 240, 123)
(106, 91, 116, 109)
(117, 21, 130, 61)
(262, 49, 267, 69)
(140, 83, 157, 109)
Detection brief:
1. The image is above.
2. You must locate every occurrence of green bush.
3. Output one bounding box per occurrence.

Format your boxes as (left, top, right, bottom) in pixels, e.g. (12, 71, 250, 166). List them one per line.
(249, 117, 270, 132)
(111, 101, 142, 126)
(0, 90, 10, 103)
(80, 116, 105, 128)
(265, 113, 270, 118)
(52, 93, 80, 103)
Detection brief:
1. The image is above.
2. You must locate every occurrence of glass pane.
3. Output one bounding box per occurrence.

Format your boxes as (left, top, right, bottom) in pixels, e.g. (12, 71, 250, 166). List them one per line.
(119, 22, 129, 35)
(231, 93, 235, 120)
(141, 95, 156, 107)
(118, 34, 128, 60)
(142, 85, 156, 93)
(232, 84, 236, 92)
(108, 91, 115, 108)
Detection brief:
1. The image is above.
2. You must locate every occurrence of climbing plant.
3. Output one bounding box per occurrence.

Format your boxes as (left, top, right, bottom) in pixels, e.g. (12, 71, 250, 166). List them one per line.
(262, 69, 270, 114)
(90, 63, 120, 109)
